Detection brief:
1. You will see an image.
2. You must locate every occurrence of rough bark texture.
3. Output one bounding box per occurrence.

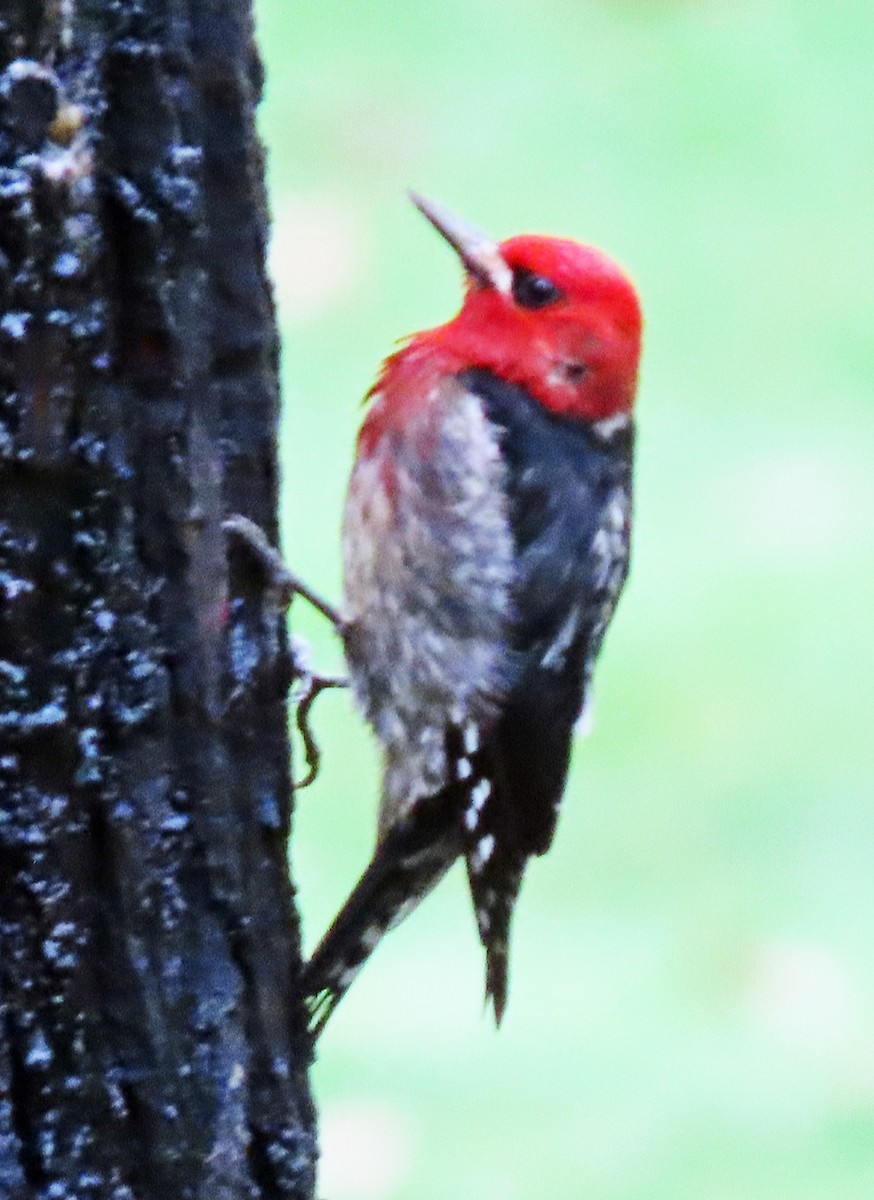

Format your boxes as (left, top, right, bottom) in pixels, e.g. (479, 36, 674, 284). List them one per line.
(0, 3, 315, 1197)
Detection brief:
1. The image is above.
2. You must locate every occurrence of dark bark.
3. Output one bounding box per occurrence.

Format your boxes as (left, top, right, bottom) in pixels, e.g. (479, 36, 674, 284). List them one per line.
(0, 3, 316, 1198)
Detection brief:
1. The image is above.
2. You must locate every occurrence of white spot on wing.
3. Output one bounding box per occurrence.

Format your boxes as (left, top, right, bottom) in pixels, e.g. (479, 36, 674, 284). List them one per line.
(464, 778, 491, 833)
(575, 689, 595, 737)
(590, 490, 629, 594)
(592, 411, 631, 440)
(463, 722, 479, 754)
(472, 834, 495, 871)
(471, 780, 491, 810)
(456, 757, 472, 780)
(591, 527, 610, 554)
(606, 493, 627, 530)
(540, 605, 580, 670)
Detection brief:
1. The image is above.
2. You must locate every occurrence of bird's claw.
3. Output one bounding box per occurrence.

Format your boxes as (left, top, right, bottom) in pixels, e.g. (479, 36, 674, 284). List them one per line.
(291, 643, 347, 788)
(223, 513, 344, 629)
(223, 515, 347, 787)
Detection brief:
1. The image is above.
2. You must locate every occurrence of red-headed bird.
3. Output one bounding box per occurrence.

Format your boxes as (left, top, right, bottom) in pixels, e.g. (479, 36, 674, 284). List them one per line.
(303, 195, 642, 1033)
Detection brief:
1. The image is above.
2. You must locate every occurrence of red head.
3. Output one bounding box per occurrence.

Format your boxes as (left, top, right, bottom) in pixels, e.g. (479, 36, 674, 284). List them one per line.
(388, 194, 642, 426)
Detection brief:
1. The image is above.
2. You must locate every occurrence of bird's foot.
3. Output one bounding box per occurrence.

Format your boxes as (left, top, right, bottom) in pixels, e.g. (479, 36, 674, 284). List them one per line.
(222, 513, 344, 630)
(290, 635, 348, 789)
(223, 514, 347, 787)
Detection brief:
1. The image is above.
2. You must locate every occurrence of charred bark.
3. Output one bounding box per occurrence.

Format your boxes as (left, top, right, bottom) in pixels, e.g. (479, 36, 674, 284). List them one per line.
(0, 3, 315, 1197)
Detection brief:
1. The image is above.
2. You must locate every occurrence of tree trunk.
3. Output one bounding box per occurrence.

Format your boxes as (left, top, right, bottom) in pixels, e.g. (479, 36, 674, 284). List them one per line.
(0, 3, 315, 1197)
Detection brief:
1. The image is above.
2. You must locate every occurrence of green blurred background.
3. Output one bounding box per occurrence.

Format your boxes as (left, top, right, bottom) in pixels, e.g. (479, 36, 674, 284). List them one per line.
(253, 1, 874, 1196)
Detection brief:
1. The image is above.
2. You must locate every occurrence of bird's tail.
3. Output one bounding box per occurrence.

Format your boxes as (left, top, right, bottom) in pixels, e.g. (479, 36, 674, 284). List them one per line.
(466, 847, 524, 1026)
(302, 787, 463, 1036)
(458, 757, 526, 1026)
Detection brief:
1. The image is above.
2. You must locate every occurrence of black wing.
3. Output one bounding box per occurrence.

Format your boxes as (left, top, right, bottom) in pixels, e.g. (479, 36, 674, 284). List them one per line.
(455, 369, 633, 1018)
(463, 366, 633, 856)
(468, 364, 633, 854)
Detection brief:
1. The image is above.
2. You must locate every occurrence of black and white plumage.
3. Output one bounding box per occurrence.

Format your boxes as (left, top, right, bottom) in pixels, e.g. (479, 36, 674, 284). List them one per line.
(302, 369, 633, 1032)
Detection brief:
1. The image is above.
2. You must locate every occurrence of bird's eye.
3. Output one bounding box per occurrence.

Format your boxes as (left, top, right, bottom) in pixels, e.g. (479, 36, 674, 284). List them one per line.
(511, 268, 562, 309)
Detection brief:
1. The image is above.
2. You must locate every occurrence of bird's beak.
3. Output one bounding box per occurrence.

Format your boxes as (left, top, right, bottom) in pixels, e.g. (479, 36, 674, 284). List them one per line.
(409, 192, 513, 295)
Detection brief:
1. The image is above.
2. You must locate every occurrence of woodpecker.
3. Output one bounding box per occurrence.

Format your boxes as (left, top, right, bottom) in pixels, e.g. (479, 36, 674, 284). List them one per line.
(302, 194, 642, 1034)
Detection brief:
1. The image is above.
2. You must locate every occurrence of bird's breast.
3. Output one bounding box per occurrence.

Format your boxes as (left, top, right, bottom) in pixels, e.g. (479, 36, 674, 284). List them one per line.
(341, 379, 517, 822)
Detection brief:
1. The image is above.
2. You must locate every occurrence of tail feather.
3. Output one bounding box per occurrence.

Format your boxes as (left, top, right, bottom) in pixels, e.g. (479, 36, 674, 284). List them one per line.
(468, 854, 524, 1026)
(460, 753, 526, 1026)
(485, 936, 510, 1026)
(302, 786, 464, 1036)
(303, 723, 532, 1036)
